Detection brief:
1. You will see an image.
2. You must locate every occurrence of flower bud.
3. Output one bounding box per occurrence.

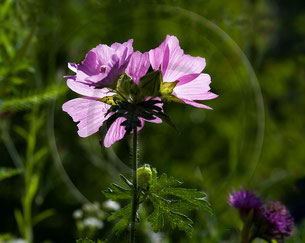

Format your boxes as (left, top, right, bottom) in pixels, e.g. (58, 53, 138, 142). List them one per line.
(137, 164, 152, 189)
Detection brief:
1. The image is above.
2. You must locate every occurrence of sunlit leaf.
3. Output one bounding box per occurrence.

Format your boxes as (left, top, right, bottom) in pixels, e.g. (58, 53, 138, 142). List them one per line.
(0, 167, 21, 181)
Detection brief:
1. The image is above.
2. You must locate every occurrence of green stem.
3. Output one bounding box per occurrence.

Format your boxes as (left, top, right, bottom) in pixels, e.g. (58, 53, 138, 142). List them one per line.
(130, 129, 138, 243)
(241, 210, 254, 243)
(241, 224, 250, 243)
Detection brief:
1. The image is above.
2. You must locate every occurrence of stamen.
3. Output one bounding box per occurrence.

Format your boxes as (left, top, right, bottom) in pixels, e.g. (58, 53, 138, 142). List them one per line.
(100, 65, 107, 72)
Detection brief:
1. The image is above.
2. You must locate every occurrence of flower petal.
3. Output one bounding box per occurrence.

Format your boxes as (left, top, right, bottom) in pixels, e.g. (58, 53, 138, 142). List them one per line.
(126, 51, 150, 84)
(72, 40, 134, 86)
(111, 39, 134, 59)
(180, 99, 213, 110)
(66, 79, 114, 98)
(149, 35, 170, 70)
(149, 35, 206, 82)
(103, 117, 127, 147)
(173, 73, 218, 101)
(62, 98, 111, 137)
(78, 50, 100, 77)
(68, 62, 78, 72)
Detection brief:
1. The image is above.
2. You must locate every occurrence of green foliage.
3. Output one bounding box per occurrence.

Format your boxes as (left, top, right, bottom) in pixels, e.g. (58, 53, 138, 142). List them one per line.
(103, 168, 211, 237)
(148, 168, 212, 237)
(159, 80, 182, 103)
(76, 238, 95, 243)
(108, 203, 132, 236)
(116, 73, 140, 103)
(0, 167, 20, 181)
(139, 69, 162, 98)
(76, 238, 107, 243)
(0, 85, 67, 112)
(103, 176, 132, 235)
(103, 175, 132, 201)
(0, 233, 14, 241)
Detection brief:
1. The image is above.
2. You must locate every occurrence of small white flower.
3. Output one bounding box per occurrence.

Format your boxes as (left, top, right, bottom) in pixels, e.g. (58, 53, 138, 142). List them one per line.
(150, 232, 163, 243)
(73, 209, 83, 219)
(83, 217, 104, 229)
(10, 239, 27, 243)
(103, 200, 120, 211)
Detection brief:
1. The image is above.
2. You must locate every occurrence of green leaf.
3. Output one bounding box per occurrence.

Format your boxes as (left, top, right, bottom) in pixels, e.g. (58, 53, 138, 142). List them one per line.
(150, 173, 182, 190)
(33, 209, 56, 226)
(0, 167, 21, 181)
(24, 174, 39, 214)
(139, 70, 162, 98)
(1, 32, 15, 58)
(159, 80, 185, 103)
(119, 174, 133, 188)
(116, 73, 139, 102)
(160, 187, 212, 213)
(160, 80, 178, 96)
(0, 85, 67, 112)
(147, 169, 212, 237)
(147, 198, 164, 232)
(14, 25, 36, 63)
(76, 238, 95, 243)
(76, 239, 107, 243)
(148, 193, 193, 237)
(108, 203, 132, 235)
(14, 209, 24, 237)
(103, 182, 132, 201)
(0, 0, 14, 20)
(32, 147, 48, 165)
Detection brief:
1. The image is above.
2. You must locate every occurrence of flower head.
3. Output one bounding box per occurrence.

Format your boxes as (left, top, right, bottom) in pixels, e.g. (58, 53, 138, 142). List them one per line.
(229, 190, 295, 242)
(63, 36, 217, 147)
(228, 189, 262, 212)
(261, 201, 294, 242)
(63, 49, 162, 147)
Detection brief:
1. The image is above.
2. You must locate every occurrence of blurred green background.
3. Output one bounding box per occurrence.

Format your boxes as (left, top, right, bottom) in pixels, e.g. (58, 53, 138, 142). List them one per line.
(1, 0, 305, 242)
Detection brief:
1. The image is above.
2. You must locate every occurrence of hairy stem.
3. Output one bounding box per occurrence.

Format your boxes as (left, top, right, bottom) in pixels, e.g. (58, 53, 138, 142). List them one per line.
(130, 129, 138, 243)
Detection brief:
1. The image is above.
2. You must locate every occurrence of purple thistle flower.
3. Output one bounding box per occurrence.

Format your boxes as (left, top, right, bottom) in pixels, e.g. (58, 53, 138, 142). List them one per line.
(229, 190, 262, 212)
(261, 201, 294, 241)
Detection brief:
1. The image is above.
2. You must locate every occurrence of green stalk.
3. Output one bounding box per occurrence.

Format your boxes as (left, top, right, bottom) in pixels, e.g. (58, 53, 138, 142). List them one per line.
(130, 129, 138, 243)
(241, 209, 254, 243)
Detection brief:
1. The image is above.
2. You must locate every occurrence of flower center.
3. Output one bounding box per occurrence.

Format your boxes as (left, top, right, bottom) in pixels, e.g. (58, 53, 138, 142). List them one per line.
(100, 65, 107, 73)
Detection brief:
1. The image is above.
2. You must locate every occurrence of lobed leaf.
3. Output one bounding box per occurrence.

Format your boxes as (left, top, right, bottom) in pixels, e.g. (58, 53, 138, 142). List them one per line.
(103, 183, 131, 201)
(148, 193, 193, 237)
(147, 169, 212, 236)
(161, 187, 212, 214)
(108, 203, 132, 235)
(150, 173, 182, 191)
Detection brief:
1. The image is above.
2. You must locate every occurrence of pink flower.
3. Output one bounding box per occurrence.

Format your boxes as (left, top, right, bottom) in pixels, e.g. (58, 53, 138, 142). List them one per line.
(66, 39, 134, 87)
(63, 35, 218, 147)
(149, 35, 218, 109)
(63, 50, 162, 147)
